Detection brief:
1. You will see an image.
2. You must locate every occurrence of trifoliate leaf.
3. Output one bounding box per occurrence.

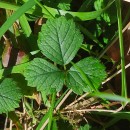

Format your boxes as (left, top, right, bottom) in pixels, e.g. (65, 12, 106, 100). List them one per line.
(24, 58, 64, 93)
(0, 78, 22, 114)
(66, 57, 107, 95)
(38, 16, 83, 65)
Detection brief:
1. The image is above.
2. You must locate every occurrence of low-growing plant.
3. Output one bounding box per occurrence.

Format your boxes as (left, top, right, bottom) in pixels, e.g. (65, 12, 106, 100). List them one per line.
(0, 16, 107, 128)
(0, 0, 130, 130)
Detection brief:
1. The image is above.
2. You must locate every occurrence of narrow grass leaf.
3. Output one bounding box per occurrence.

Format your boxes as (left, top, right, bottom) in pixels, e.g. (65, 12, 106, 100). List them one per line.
(0, 0, 115, 21)
(36, 111, 49, 130)
(52, 119, 58, 130)
(91, 92, 130, 103)
(116, 0, 127, 100)
(19, 14, 32, 37)
(48, 92, 56, 130)
(0, 0, 36, 39)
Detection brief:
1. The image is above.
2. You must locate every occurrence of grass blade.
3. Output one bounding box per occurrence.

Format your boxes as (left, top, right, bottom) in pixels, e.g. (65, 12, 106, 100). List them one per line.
(91, 92, 130, 102)
(115, 0, 127, 100)
(0, 0, 115, 21)
(48, 92, 56, 130)
(36, 111, 49, 130)
(0, 0, 36, 39)
(19, 14, 32, 37)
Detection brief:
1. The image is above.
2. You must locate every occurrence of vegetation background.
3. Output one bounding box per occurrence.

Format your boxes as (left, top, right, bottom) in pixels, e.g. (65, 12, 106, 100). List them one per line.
(0, 0, 130, 130)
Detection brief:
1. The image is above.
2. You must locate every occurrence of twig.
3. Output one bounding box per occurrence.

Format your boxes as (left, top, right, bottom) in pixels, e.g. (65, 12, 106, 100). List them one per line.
(23, 98, 27, 130)
(2, 34, 7, 40)
(9, 119, 13, 130)
(40, 119, 49, 130)
(40, 89, 73, 130)
(56, 89, 73, 111)
(98, 22, 130, 59)
(124, 0, 130, 2)
(64, 92, 89, 110)
(28, 124, 36, 130)
(62, 107, 123, 114)
(102, 62, 130, 84)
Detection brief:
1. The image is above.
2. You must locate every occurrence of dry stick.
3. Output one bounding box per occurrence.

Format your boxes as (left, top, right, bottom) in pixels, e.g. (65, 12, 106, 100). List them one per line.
(10, 119, 13, 130)
(23, 99, 27, 130)
(2, 35, 7, 40)
(99, 22, 130, 59)
(28, 124, 36, 130)
(102, 62, 130, 84)
(40, 89, 73, 130)
(55, 89, 73, 111)
(83, 116, 88, 123)
(64, 92, 89, 110)
(40, 119, 49, 130)
(62, 106, 123, 114)
(124, 0, 130, 2)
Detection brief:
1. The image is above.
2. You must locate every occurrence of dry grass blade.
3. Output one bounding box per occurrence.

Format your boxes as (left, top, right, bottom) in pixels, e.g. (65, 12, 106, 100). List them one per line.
(124, 0, 130, 2)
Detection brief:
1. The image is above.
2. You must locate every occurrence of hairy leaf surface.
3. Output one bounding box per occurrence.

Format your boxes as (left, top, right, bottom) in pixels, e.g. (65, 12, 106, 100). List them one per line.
(0, 78, 22, 113)
(24, 58, 64, 93)
(38, 17, 83, 65)
(66, 57, 107, 94)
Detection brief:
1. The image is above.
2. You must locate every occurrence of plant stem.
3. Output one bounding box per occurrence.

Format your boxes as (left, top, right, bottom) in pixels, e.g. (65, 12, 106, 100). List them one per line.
(115, 0, 127, 99)
(34, 0, 55, 18)
(48, 92, 56, 130)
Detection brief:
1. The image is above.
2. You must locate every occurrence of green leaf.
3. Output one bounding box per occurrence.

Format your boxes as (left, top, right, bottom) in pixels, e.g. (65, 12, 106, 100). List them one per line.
(19, 14, 32, 37)
(38, 16, 83, 65)
(57, 0, 72, 10)
(0, 62, 29, 80)
(79, 124, 90, 130)
(24, 58, 64, 93)
(66, 57, 107, 94)
(52, 119, 58, 130)
(94, 0, 117, 25)
(58, 3, 70, 10)
(0, 78, 22, 114)
(41, 90, 51, 107)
